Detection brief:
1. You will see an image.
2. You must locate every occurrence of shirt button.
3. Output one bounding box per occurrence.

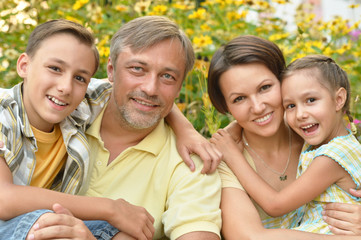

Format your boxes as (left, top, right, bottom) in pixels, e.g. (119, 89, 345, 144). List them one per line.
(97, 161, 102, 166)
(27, 163, 32, 169)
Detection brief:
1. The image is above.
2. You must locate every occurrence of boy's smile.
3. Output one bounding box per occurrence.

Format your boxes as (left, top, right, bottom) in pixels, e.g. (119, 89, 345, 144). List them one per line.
(17, 33, 96, 132)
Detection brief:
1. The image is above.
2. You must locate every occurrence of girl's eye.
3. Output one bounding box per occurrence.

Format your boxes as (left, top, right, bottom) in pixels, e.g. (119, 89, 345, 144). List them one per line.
(307, 98, 316, 103)
(286, 103, 295, 109)
(233, 96, 245, 103)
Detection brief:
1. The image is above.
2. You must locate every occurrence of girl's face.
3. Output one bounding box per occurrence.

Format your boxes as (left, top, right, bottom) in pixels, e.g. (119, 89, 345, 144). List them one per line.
(281, 70, 346, 147)
(219, 62, 284, 137)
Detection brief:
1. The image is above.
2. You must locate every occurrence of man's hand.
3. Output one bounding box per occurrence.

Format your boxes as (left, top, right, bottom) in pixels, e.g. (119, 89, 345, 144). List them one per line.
(27, 203, 96, 240)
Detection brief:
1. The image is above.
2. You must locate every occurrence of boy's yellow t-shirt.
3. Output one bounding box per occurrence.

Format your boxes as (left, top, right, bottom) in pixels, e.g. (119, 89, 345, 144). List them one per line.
(30, 124, 67, 189)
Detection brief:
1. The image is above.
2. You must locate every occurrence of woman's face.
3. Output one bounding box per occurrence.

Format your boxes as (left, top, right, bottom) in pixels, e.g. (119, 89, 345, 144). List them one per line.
(219, 62, 284, 137)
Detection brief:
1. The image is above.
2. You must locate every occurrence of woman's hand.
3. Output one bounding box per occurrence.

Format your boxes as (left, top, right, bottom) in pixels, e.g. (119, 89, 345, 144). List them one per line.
(323, 192, 361, 236)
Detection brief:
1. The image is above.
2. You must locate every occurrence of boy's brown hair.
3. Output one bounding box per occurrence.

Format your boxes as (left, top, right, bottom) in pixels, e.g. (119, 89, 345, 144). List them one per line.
(26, 19, 99, 75)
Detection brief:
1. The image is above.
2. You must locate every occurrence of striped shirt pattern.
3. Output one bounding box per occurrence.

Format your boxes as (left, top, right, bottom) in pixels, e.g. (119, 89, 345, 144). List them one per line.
(0, 78, 111, 194)
(282, 131, 361, 233)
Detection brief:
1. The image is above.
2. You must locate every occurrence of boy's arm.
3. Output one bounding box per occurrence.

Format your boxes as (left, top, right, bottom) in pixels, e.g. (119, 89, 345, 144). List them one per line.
(165, 104, 222, 174)
(210, 129, 346, 217)
(0, 156, 154, 239)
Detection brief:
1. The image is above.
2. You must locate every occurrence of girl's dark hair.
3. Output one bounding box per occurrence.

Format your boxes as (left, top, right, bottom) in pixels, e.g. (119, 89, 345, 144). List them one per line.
(281, 54, 352, 123)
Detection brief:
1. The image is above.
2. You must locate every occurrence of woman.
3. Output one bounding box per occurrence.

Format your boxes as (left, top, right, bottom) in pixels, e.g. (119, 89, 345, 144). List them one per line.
(207, 35, 361, 239)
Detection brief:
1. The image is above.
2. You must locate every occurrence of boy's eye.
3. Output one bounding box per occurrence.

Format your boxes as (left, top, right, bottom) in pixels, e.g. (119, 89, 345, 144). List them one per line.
(49, 66, 60, 72)
(75, 75, 86, 83)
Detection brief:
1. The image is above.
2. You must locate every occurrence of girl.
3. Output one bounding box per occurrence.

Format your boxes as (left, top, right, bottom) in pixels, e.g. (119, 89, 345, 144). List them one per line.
(211, 54, 361, 234)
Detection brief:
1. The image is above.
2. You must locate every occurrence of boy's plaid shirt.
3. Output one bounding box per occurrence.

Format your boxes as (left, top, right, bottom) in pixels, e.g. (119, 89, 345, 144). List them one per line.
(0, 78, 112, 194)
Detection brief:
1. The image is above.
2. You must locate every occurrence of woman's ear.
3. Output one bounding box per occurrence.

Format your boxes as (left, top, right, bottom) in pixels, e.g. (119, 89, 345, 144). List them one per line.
(17, 53, 29, 78)
(335, 87, 347, 112)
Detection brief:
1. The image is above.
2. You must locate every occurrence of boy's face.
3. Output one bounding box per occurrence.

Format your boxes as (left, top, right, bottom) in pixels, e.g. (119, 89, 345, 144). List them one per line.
(17, 33, 96, 132)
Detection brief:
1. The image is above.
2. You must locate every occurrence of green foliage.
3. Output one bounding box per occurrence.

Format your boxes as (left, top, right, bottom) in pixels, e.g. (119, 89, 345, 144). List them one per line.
(1, 0, 361, 137)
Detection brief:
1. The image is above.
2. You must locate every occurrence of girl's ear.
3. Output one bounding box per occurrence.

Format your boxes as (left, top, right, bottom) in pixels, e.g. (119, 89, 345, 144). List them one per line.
(17, 53, 30, 78)
(335, 87, 347, 112)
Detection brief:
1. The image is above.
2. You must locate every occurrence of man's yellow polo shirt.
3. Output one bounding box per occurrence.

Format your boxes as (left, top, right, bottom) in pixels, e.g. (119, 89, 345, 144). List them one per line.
(82, 108, 222, 239)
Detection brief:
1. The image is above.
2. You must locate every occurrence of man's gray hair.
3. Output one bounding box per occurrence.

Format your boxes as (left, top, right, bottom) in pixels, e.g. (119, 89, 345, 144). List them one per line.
(109, 15, 195, 77)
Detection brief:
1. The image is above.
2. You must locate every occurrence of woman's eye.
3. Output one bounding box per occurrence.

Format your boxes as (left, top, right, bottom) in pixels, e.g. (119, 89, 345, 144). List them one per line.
(233, 96, 245, 103)
(260, 84, 271, 91)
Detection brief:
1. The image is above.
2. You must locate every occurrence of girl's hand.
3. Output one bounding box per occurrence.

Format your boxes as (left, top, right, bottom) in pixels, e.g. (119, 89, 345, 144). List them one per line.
(210, 129, 243, 165)
(176, 128, 222, 174)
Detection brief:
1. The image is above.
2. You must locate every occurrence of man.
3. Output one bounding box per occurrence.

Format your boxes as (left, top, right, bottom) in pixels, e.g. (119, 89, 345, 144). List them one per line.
(80, 15, 222, 239)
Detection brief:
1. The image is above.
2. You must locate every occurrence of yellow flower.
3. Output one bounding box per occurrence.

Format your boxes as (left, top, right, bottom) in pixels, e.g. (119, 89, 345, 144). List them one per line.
(272, 0, 288, 4)
(185, 28, 194, 36)
(194, 59, 210, 77)
(72, 0, 89, 10)
(99, 46, 110, 57)
(226, 11, 242, 21)
(268, 32, 290, 41)
(115, 5, 128, 12)
(202, 93, 212, 109)
(188, 8, 206, 20)
(176, 102, 187, 112)
(152, 5, 168, 14)
(65, 16, 82, 25)
(134, 0, 151, 14)
(193, 35, 213, 48)
(200, 24, 211, 31)
(349, 4, 360, 9)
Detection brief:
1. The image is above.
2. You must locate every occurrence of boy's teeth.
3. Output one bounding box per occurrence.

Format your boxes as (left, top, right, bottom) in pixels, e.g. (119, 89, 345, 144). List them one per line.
(48, 96, 66, 106)
(254, 113, 271, 123)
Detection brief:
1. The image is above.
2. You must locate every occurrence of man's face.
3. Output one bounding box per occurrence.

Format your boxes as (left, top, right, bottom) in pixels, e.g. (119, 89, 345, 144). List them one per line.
(107, 38, 186, 130)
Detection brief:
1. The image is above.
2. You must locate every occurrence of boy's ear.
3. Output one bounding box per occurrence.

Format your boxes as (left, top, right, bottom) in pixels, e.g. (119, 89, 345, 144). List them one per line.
(107, 58, 114, 83)
(335, 87, 347, 112)
(17, 53, 29, 78)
